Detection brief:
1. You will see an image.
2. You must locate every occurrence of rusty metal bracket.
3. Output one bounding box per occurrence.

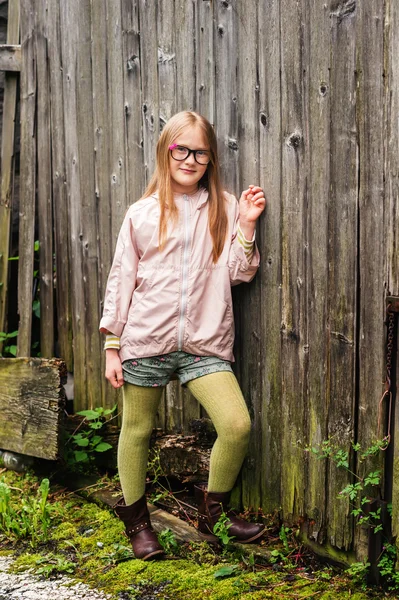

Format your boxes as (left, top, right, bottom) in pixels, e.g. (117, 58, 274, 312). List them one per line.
(386, 296, 399, 313)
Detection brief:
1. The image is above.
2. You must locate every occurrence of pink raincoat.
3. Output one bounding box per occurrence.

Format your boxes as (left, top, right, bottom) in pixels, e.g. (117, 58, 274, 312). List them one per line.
(99, 188, 260, 363)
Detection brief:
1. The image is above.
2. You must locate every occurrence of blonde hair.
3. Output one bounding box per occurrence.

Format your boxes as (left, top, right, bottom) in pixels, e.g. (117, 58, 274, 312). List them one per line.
(143, 111, 228, 263)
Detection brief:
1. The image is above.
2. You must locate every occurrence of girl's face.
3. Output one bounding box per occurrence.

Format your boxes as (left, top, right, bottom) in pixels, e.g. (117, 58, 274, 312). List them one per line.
(168, 126, 210, 194)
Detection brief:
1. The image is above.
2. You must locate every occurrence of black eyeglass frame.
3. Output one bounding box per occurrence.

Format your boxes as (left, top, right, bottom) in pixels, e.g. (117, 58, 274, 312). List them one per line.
(169, 145, 212, 165)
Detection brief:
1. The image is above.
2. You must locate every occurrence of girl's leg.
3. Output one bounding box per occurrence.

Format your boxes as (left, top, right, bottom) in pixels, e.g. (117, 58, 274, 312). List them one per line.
(186, 371, 251, 492)
(117, 383, 163, 505)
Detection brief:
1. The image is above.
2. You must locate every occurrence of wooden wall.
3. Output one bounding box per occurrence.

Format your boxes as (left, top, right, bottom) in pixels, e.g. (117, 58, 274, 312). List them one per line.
(4, 0, 399, 558)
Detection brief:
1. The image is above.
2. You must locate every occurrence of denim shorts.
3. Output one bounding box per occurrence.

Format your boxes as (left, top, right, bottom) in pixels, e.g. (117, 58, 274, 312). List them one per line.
(122, 351, 233, 387)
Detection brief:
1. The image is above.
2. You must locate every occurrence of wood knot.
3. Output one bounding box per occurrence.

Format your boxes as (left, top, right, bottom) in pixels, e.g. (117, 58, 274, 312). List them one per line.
(319, 82, 328, 96)
(217, 25, 224, 36)
(260, 112, 268, 128)
(228, 138, 238, 151)
(287, 132, 302, 149)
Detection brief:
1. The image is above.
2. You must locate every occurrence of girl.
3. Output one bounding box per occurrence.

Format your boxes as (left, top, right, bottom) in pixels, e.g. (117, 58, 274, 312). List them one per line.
(100, 111, 266, 560)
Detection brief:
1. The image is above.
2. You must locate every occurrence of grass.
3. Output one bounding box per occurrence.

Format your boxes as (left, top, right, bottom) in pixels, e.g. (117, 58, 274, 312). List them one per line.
(0, 467, 391, 600)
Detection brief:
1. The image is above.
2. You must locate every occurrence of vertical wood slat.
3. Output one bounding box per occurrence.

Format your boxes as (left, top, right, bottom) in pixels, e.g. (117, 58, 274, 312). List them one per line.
(47, 0, 73, 371)
(76, 0, 102, 410)
(174, 0, 195, 112)
(0, 0, 20, 338)
(17, 0, 36, 357)
(139, 0, 159, 186)
(385, 0, 399, 541)
(158, 0, 176, 128)
(122, 0, 144, 204)
(257, 0, 282, 514)
(36, 0, 54, 358)
(196, 0, 214, 124)
(354, 0, 386, 561)
(303, 0, 330, 543)
(214, 0, 238, 193)
(236, 0, 262, 511)
(91, 0, 112, 409)
(279, 0, 308, 522)
(59, 1, 87, 407)
(327, 3, 358, 550)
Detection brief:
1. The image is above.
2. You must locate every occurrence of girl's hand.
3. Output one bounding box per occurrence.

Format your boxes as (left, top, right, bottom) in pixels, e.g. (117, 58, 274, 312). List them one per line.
(105, 349, 124, 389)
(239, 185, 266, 224)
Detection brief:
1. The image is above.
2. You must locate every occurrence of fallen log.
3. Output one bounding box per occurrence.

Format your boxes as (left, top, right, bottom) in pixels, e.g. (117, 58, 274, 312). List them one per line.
(0, 358, 67, 460)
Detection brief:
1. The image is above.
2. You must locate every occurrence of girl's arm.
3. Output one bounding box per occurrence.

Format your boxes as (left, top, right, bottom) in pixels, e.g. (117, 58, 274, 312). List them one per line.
(228, 187, 266, 286)
(99, 206, 139, 337)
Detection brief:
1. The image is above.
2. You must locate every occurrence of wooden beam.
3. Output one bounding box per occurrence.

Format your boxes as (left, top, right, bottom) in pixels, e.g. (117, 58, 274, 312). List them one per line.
(0, 358, 67, 460)
(0, 5, 20, 346)
(0, 45, 21, 71)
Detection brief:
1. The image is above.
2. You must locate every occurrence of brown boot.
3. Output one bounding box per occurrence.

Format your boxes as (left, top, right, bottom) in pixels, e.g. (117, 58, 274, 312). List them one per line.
(113, 495, 165, 560)
(195, 483, 266, 544)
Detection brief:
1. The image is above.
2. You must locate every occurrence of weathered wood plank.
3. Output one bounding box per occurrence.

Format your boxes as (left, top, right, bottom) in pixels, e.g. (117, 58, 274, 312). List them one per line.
(354, 0, 386, 562)
(17, 0, 36, 357)
(76, 0, 102, 410)
(36, 0, 54, 358)
(59, 0, 87, 406)
(139, 0, 159, 186)
(279, 0, 308, 523)
(174, 0, 195, 112)
(0, 44, 21, 71)
(0, 2, 20, 341)
(257, 0, 282, 515)
(158, 0, 176, 127)
(91, 0, 111, 411)
(385, 0, 399, 543)
(0, 358, 67, 460)
(327, 1, 358, 550)
(195, 0, 214, 123)
(303, 0, 331, 544)
(47, 0, 73, 370)
(236, 0, 262, 512)
(214, 0, 238, 192)
(121, 0, 143, 206)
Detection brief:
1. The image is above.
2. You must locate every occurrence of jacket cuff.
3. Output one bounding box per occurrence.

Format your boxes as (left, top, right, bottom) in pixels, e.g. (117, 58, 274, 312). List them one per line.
(104, 334, 121, 350)
(99, 315, 125, 337)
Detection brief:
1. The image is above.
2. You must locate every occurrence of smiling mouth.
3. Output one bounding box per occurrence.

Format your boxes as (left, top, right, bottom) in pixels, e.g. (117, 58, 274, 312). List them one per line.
(180, 168, 195, 173)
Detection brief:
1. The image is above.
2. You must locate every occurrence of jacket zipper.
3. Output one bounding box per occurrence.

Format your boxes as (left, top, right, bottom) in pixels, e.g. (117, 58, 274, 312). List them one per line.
(178, 194, 191, 350)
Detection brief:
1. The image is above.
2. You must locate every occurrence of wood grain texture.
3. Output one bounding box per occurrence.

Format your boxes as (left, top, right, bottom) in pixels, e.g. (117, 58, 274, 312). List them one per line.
(17, 0, 36, 357)
(354, 0, 386, 561)
(47, 0, 73, 371)
(303, 0, 330, 544)
(36, 0, 54, 358)
(0, 44, 21, 71)
(0, 358, 66, 460)
(59, 0, 87, 406)
(257, 0, 282, 514)
(236, 0, 262, 511)
(0, 3, 19, 340)
(327, 1, 358, 550)
(279, 0, 308, 523)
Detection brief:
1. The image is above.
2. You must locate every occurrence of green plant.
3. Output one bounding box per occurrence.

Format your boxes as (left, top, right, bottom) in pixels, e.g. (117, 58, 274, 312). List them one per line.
(306, 437, 389, 534)
(34, 554, 76, 578)
(345, 561, 370, 588)
(377, 544, 399, 590)
(213, 510, 235, 546)
(0, 330, 18, 357)
(158, 528, 180, 555)
(67, 405, 117, 466)
(0, 478, 52, 546)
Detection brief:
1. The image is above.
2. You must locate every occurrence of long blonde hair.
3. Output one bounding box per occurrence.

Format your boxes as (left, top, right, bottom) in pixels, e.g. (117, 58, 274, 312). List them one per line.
(143, 111, 228, 263)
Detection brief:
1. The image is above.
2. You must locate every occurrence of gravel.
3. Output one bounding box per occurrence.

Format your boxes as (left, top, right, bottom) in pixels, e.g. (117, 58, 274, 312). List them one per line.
(0, 555, 112, 600)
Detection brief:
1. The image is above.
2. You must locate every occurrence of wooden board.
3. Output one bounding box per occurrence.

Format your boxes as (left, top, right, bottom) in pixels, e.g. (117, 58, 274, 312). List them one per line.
(0, 44, 21, 72)
(0, 4, 20, 340)
(17, 0, 36, 357)
(0, 358, 67, 460)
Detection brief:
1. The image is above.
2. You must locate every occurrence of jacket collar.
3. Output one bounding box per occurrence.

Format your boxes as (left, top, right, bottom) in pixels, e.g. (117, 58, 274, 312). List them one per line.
(151, 187, 209, 210)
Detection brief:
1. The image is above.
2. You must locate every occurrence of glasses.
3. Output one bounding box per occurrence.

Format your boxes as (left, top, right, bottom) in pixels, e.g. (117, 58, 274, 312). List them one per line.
(169, 144, 211, 165)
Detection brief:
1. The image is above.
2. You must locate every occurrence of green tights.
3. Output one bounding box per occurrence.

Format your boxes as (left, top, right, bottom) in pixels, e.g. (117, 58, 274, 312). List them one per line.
(117, 371, 251, 505)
